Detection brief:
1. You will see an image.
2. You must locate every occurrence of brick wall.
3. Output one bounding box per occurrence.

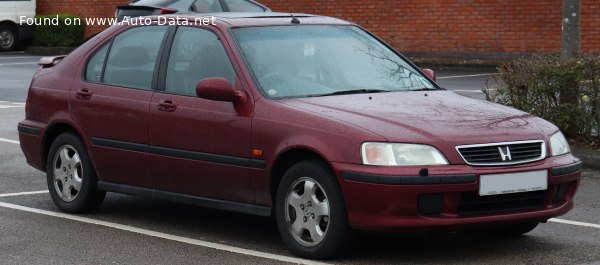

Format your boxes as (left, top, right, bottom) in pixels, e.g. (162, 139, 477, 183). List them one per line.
(36, 0, 600, 58)
(581, 1, 600, 52)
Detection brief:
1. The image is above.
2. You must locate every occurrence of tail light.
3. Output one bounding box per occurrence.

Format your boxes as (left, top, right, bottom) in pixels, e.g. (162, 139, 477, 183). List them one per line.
(159, 8, 178, 14)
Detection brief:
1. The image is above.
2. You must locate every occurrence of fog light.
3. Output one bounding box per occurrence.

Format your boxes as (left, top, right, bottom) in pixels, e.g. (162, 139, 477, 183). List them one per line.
(418, 193, 443, 216)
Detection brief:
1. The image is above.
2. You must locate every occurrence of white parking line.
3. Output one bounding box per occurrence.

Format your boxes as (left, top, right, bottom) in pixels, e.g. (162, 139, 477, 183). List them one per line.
(0, 201, 330, 265)
(0, 190, 48, 198)
(0, 56, 40, 60)
(437, 73, 498, 79)
(0, 101, 25, 109)
(0, 62, 38, 66)
(0, 137, 20, 144)
(549, 218, 600, 229)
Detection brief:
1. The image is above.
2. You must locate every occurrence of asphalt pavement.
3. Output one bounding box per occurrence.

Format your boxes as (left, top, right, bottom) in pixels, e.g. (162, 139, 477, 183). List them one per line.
(1, 52, 599, 264)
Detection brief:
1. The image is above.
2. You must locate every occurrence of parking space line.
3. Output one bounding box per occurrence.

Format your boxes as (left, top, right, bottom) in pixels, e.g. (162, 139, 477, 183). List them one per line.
(0, 190, 48, 198)
(0, 62, 38, 66)
(0, 101, 25, 109)
(0, 201, 330, 265)
(0, 56, 40, 60)
(437, 73, 498, 79)
(0, 105, 25, 109)
(0, 138, 20, 144)
(550, 218, 600, 229)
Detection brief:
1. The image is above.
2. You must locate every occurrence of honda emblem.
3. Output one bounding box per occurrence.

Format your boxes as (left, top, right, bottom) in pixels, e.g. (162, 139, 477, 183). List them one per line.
(498, 146, 512, 161)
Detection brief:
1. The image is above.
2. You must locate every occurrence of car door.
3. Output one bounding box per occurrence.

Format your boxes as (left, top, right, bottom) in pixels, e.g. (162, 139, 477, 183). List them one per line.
(149, 26, 257, 202)
(71, 25, 169, 188)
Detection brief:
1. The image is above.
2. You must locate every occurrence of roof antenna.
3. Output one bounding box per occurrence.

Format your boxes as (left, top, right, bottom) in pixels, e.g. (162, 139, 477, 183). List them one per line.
(290, 13, 300, 24)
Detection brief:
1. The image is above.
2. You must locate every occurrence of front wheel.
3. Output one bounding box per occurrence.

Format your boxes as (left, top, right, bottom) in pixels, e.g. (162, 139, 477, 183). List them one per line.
(275, 160, 354, 259)
(46, 132, 105, 213)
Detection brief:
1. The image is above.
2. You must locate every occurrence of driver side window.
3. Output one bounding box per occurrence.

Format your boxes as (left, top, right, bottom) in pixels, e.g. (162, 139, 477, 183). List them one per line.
(165, 27, 236, 96)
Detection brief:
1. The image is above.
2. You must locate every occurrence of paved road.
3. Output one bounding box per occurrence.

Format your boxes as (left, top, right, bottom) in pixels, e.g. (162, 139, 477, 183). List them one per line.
(0, 52, 41, 102)
(1, 52, 599, 264)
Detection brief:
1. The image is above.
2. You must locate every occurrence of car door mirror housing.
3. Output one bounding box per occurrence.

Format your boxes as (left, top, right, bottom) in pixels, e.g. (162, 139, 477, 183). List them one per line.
(422, 68, 436, 81)
(196, 77, 246, 103)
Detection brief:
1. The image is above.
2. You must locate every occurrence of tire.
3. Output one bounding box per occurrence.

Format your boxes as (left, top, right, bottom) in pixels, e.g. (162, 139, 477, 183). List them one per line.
(275, 160, 354, 259)
(46, 132, 106, 213)
(488, 221, 539, 236)
(0, 25, 18, 51)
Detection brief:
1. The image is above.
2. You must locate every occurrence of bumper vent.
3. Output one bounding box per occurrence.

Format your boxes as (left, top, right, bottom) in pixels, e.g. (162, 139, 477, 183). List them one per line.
(456, 140, 546, 166)
(458, 191, 547, 216)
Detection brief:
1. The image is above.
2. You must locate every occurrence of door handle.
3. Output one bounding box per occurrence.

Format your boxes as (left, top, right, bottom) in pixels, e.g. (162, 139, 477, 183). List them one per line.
(158, 100, 178, 112)
(76, 88, 93, 99)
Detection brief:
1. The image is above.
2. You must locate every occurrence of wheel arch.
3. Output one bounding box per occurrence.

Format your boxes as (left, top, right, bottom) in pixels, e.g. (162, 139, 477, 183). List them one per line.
(269, 147, 335, 205)
(0, 20, 18, 27)
(41, 122, 86, 170)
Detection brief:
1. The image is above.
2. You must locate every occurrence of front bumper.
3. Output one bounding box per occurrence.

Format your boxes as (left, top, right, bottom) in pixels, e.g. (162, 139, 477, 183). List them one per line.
(334, 154, 582, 231)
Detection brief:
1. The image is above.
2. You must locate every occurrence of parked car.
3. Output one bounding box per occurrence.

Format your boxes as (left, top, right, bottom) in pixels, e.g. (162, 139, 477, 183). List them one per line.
(116, 0, 270, 21)
(19, 13, 582, 259)
(0, 0, 35, 51)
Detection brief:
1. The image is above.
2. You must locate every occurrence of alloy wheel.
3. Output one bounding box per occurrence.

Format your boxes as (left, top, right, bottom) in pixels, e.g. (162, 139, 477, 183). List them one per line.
(52, 145, 83, 202)
(285, 177, 330, 246)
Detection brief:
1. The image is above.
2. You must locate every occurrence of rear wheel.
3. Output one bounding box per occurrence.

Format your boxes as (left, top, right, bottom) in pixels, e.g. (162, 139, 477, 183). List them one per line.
(0, 25, 18, 51)
(46, 133, 105, 213)
(489, 221, 539, 236)
(275, 160, 353, 259)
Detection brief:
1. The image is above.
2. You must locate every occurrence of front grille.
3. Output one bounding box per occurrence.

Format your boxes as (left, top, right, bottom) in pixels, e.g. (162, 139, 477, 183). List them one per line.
(456, 140, 545, 166)
(458, 190, 547, 216)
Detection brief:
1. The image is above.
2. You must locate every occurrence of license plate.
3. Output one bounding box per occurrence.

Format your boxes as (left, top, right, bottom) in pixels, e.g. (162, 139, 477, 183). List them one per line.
(479, 170, 548, 196)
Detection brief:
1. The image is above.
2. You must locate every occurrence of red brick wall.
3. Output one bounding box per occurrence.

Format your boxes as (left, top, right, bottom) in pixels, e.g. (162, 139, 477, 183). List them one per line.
(36, 0, 600, 57)
(581, 1, 600, 51)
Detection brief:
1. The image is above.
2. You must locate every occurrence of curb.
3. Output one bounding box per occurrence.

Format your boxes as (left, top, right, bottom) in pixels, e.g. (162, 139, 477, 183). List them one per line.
(25, 46, 75, 56)
(572, 148, 600, 170)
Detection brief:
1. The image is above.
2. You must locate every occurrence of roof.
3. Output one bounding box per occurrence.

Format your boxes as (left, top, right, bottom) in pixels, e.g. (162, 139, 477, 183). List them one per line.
(168, 12, 352, 27)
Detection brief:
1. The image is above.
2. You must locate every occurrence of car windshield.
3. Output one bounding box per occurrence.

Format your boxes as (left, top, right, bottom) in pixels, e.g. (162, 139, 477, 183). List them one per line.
(232, 25, 436, 99)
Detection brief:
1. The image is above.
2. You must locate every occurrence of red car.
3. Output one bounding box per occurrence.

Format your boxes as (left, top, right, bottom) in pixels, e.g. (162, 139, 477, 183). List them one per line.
(19, 13, 582, 259)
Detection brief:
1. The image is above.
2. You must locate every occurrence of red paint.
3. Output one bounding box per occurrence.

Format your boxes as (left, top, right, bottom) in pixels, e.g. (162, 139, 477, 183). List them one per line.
(19, 14, 581, 231)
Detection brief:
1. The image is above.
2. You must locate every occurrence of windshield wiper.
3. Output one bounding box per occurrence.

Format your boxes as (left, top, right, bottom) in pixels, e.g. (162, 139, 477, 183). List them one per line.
(410, 87, 438, 91)
(312, 89, 391, 97)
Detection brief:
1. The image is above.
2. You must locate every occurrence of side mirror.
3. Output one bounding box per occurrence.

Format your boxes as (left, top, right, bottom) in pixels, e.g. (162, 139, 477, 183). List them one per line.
(196, 77, 246, 103)
(38, 55, 66, 68)
(422, 68, 436, 81)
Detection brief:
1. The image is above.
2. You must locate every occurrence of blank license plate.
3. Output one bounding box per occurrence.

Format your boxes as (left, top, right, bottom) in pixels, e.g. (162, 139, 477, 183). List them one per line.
(479, 170, 548, 196)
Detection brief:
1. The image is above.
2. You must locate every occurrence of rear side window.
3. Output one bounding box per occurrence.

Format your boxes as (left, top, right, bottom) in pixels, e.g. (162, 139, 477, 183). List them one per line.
(85, 44, 109, 83)
(193, 0, 223, 12)
(103, 26, 168, 90)
(165, 27, 236, 96)
(224, 0, 265, 12)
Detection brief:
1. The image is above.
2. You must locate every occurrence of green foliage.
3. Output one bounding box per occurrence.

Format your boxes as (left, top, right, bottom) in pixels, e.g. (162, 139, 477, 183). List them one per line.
(486, 53, 600, 146)
(32, 14, 85, 47)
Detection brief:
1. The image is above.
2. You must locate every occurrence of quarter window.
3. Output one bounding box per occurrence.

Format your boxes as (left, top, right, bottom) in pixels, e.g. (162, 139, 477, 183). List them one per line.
(165, 27, 236, 96)
(103, 26, 168, 90)
(84, 44, 109, 83)
(224, 0, 265, 12)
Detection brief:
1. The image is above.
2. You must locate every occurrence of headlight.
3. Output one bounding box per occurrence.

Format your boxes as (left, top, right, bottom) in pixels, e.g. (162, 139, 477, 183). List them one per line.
(549, 131, 570, 156)
(361, 142, 448, 166)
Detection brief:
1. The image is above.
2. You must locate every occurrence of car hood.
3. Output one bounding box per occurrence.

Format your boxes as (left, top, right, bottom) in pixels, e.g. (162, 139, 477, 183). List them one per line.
(280, 91, 556, 147)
